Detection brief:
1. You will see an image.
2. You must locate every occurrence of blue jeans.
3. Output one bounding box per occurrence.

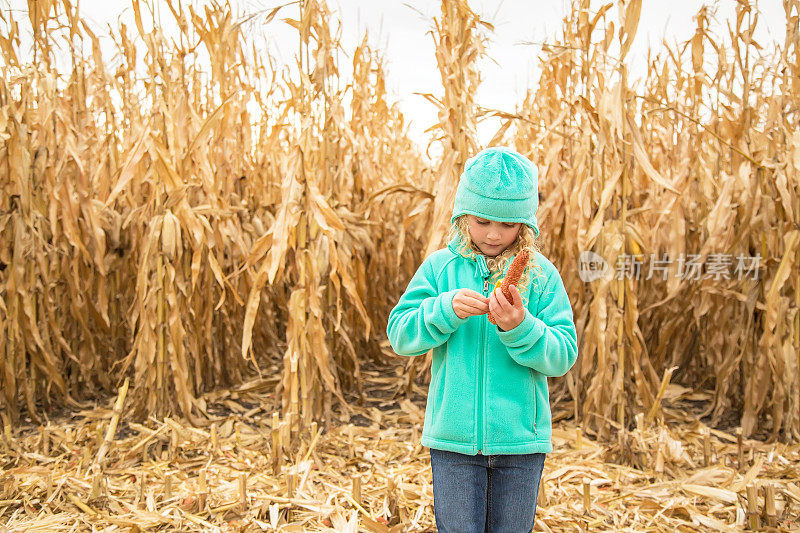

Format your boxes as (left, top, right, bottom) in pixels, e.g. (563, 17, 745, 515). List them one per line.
(429, 448, 546, 533)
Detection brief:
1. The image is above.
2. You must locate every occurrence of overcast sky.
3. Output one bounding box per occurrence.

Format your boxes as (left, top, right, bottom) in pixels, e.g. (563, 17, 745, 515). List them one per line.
(320, 0, 786, 148)
(8, 0, 788, 148)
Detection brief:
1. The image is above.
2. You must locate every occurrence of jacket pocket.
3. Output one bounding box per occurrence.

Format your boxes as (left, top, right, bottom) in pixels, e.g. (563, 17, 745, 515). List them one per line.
(529, 368, 538, 436)
(430, 354, 446, 416)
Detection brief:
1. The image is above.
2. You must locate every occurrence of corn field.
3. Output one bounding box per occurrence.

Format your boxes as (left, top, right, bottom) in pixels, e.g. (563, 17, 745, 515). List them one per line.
(514, 0, 800, 443)
(1, 0, 798, 449)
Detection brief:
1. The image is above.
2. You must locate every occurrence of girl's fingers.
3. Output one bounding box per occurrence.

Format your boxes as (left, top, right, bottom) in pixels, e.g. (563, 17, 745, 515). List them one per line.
(474, 298, 490, 311)
(466, 298, 487, 310)
(508, 285, 524, 308)
(464, 305, 486, 315)
(457, 301, 489, 316)
(494, 288, 511, 310)
(464, 302, 486, 313)
(468, 295, 490, 308)
(463, 289, 486, 300)
(469, 294, 489, 305)
(488, 291, 498, 309)
(488, 293, 503, 316)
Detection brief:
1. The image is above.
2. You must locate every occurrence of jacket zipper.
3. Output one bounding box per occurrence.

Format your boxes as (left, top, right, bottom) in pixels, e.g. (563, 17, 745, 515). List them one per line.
(478, 275, 490, 454)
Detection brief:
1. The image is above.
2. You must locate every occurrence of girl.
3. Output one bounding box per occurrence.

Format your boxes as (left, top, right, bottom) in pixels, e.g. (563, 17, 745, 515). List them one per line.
(387, 146, 578, 532)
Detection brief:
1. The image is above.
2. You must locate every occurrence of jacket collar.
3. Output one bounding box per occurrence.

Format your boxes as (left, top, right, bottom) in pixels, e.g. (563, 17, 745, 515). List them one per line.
(447, 237, 490, 278)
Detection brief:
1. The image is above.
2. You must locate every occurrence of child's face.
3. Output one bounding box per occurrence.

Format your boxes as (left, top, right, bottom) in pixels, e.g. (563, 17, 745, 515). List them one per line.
(466, 215, 522, 257)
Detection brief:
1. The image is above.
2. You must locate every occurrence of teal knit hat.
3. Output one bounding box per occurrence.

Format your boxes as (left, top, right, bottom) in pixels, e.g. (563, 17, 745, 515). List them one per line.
(450, 146, 540, 238)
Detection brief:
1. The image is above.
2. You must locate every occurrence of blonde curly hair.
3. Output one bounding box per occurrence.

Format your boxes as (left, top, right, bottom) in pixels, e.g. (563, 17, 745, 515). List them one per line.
(447, 215, 546, 295)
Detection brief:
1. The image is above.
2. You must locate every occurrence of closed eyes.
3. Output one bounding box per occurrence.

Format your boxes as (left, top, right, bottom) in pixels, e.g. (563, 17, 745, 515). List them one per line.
(475, 219, 517, 228)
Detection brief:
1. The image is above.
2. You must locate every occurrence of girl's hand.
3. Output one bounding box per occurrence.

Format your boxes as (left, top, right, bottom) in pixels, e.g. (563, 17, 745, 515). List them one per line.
(489, 284, 525, 331)
(452, 289, 490, 319)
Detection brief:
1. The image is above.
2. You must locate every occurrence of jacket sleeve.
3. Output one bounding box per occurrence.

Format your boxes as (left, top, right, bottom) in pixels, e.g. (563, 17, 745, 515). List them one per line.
(496, 267, 578, 377)
(386, 257, 468, 357)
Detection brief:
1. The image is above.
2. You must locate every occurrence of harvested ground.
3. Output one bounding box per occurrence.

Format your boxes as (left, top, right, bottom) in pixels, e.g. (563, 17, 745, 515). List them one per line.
(1, 366, 799, 532)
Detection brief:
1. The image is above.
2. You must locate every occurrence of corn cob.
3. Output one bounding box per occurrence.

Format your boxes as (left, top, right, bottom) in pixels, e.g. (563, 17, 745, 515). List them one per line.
(488, 250, 530, 325)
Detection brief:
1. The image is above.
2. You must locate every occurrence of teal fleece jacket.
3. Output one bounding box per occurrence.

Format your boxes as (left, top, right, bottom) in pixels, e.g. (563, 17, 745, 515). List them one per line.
(386, 238, 578, 455)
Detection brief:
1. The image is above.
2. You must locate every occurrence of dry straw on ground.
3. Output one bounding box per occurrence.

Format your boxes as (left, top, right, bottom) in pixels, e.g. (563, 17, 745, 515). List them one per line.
(2, 371, 799, 531)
